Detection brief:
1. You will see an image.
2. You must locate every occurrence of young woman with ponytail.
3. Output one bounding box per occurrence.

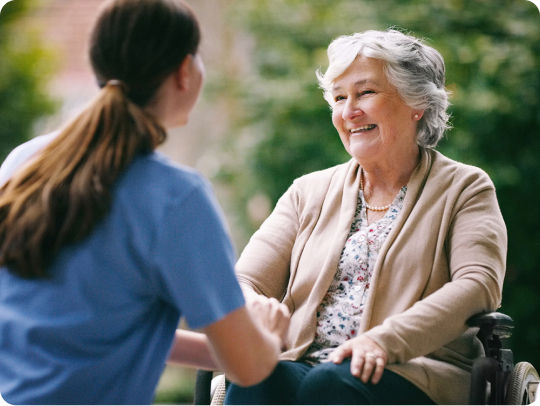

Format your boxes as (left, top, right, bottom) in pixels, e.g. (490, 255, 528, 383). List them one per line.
(0, 0, 289, 404)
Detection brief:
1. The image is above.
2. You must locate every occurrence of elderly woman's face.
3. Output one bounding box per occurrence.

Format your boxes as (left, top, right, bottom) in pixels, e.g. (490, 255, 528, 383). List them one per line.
(330, 56, 421, 165)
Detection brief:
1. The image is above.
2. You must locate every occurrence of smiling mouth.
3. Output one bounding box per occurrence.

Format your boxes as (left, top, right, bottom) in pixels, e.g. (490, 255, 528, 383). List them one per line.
(350, 125, 377, 134)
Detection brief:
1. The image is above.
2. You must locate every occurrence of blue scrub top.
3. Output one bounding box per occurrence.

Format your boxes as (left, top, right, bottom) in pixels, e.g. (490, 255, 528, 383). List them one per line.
(0, 137, 245, 404)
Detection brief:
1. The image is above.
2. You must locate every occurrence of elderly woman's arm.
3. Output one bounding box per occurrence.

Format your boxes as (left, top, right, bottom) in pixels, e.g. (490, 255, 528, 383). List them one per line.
(331, 173, 506, 376)
(236, 184, 300, 300)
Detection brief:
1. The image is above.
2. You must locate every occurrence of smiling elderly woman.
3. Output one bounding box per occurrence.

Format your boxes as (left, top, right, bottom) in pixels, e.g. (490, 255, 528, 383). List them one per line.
(224, 29, 507, 405)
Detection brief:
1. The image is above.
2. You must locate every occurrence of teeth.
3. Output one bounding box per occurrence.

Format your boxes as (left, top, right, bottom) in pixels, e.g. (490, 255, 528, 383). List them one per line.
(350, 125, 376, 133)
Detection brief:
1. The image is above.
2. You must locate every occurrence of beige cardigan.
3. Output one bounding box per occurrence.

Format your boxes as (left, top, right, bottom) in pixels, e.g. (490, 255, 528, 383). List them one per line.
(236, 148, 507, 405)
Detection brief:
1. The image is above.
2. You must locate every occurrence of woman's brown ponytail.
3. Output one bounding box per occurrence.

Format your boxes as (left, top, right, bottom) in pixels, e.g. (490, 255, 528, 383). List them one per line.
(0, 0, 200, 278)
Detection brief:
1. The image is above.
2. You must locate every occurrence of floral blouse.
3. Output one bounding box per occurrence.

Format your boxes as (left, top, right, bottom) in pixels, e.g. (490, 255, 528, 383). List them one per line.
(303, 186, 407, 363)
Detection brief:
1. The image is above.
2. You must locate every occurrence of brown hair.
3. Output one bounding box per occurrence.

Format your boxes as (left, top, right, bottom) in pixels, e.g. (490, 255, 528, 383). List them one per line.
(0, 0, 200, 278)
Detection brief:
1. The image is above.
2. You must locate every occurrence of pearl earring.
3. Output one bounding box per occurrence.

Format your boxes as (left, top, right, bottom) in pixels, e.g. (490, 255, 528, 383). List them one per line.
(414, 114, 419, 119)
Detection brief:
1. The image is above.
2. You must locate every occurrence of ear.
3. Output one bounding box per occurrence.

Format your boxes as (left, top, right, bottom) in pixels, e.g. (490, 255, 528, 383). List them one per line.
(412, 110, 425, 121)
(174, 54, 194, 90)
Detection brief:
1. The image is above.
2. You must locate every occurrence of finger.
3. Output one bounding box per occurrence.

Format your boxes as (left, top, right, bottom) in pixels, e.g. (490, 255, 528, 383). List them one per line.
(329, 345, 350, 364)
(360, 352, 377, 382)
(275, 307, 289, 330)
(275, 308, 290, 345)
(268, 298, 285, 327)
(248, 296, 264, 313)
(350, 349, 366, 377)
(262, 299, 275, 328)
(280, 305, 291, 322)
(370, 356, 386, 384)
(248, 298, 272, 329)
(273, 301, 289, 324)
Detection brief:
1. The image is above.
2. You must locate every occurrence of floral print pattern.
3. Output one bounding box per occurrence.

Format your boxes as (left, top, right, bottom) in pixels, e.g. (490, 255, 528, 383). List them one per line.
(303, 186, 407, 363)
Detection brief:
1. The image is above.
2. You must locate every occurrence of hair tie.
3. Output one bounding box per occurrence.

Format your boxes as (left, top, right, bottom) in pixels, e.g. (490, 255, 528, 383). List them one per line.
(106, 79, 127, 92)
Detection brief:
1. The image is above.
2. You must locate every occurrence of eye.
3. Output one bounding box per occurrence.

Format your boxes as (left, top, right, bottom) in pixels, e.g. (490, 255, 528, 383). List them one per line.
(333, 95, 346, 102)
(359, 90, 375, 96)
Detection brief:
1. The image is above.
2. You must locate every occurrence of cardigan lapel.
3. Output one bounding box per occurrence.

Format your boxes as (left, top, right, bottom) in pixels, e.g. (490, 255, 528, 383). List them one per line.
(313, 158, 363, 298)
(359, 148, 435, 332)
(293, 159, 362, 348)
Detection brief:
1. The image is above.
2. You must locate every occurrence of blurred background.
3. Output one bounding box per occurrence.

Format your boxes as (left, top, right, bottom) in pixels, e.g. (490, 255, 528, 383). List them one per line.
(0, 0, 538, 403)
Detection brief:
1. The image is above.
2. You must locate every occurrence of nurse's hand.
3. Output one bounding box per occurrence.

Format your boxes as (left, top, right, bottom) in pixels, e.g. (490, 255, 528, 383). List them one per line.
(328, 335, 387, 384)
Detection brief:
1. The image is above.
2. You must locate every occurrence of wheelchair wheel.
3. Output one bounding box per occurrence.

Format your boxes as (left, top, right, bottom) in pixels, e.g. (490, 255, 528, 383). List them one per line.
(210, 374, 227, 405)
(505, 362, 539, 404)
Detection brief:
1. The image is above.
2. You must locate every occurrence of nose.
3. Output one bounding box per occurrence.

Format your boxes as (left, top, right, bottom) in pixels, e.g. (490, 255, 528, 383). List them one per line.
(342, 98, 363, 121)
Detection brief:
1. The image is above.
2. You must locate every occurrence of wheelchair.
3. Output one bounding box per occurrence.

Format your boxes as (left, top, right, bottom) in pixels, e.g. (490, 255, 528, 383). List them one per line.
(467, 312, 538, 405)
(193, 312, 539, 405)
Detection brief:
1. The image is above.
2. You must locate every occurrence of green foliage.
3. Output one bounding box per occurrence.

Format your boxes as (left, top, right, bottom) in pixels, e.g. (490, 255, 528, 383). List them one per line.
(219, 0, 540, 368)
(153, 366, 196, 404)
(0, 0, 57, 161)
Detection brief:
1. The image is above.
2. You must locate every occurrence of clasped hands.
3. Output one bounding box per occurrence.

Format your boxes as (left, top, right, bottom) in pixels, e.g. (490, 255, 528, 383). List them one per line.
(244, 292, 291, 351)
(245, 290, 388, 385)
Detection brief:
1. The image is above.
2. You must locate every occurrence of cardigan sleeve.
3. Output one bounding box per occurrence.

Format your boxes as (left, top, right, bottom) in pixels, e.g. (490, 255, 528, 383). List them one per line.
(363, 169, 507, 364)
(236, 183, 301, 300)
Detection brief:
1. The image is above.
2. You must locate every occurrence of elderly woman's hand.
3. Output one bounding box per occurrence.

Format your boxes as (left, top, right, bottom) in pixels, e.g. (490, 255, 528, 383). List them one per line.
(244, 291, 290, 351)
(328, 335, 388, 384)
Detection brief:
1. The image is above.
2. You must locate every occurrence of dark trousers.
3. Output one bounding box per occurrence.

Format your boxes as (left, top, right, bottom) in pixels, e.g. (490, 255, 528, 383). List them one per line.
(224, 360, 435, 405)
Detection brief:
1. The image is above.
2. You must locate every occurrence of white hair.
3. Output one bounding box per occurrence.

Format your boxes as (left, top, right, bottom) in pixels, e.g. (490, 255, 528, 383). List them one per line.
(317, 29, 451, 148)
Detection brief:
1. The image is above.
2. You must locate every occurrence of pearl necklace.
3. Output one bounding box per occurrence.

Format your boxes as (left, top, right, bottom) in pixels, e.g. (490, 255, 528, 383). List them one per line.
(360, 169, 392, 212)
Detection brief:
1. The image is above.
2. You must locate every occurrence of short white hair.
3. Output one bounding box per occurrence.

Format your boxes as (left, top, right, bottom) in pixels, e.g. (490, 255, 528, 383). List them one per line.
(317, 29, 451, 148)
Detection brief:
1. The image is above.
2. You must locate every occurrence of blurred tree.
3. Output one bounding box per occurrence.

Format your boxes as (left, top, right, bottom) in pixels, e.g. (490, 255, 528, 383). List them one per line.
(0, 0, 57, 161)
(218, 0, 540, 368)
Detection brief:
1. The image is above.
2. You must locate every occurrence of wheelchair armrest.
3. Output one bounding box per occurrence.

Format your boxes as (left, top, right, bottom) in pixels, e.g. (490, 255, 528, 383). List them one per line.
(468, 311, 514, 366)
(468, 313, 517, 404)
(467, 311, 514, 340)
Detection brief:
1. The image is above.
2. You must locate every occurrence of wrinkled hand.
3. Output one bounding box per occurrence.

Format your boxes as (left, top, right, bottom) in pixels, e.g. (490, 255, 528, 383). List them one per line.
(328, 335, 387, 384)
(246, 293, 290, 351)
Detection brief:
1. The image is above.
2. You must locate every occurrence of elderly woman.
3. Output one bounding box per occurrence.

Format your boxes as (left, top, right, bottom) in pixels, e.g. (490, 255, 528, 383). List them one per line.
(224, 29, 507, 405)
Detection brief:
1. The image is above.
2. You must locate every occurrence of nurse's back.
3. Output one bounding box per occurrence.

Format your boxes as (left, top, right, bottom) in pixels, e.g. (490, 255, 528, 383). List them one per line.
(0, 0, 289, 403)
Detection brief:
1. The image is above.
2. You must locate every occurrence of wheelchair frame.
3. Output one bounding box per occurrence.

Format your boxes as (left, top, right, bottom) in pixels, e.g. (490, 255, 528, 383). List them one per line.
(468, 312, 538, 405)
